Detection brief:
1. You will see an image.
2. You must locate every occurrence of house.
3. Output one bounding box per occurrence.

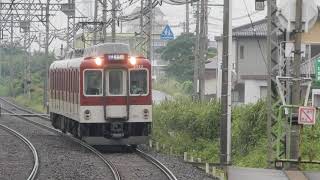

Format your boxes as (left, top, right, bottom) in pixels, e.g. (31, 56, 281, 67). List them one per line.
(215, 16, 320, 105)
(215, 19, 268, 104)
(204, 59, 218, 99)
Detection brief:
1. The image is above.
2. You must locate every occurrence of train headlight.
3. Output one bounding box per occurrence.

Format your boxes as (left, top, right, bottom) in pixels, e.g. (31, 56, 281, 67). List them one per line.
(94, 57, 103, 66)
(129, 56, 137, 65)
(84, 109, 91, 120)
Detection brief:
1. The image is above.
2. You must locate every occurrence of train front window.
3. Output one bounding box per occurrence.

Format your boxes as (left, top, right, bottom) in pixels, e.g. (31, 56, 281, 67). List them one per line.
(84, 70, 102, 96)
(108, 70, 124, 95)
(130, 70, 148, 95)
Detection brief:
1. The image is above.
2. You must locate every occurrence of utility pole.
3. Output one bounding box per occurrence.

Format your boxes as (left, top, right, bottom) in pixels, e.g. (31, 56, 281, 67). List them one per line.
(198, 0, 208, 101)
(93, 0, 98, 45)
(185, 0, 189, 34)
(290, 0, 303, 169)
(220, 0, 231, 170)
(193, 1, 200, 100)
(111, 0, 116, 42)
(102, 0, 107, 42)
(140, 0, 144, 35)
(146, 0, 153, 60)
(9, 14, 14, 97)
(44, 0, 50, 113)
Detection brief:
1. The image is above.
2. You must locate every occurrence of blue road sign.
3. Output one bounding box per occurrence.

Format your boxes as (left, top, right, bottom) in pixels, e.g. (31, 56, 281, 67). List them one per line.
(160, 25, 174, 40)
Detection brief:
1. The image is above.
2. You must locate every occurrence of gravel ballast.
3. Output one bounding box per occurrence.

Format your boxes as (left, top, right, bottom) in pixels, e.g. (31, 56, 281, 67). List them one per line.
(0, 126, 34, 180)
(103, 152, 169, 180)
(0, 115, 113, 180)
(139, 145, 218, 180)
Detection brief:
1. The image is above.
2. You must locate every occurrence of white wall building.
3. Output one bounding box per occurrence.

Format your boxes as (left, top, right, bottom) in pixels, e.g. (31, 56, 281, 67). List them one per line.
(215, 19, 268, 104)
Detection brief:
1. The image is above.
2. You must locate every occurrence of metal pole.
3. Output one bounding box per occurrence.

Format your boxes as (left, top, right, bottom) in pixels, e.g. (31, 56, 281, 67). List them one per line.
(193, 1, 200, 100)
(44, 0, 50, 113)
(146, 0, 152, 60)
(199, 0, 207, 101)
(220, 0, 231, 167)
(93, 0, 98, 45)
(267, 0, 279, 167)
(290, 0, 303, 169)
(267, 0, 273, 167)
(66, 17, 70, 52)
(102, 0, 107, 42)
(140, 0, 143, 35)
(186, 0, 189, 34)
(111, 0, 116, 42)
(9, 14, 14, 97)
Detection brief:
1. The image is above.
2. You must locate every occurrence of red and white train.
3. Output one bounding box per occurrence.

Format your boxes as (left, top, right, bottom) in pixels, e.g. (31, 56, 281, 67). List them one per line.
(49, 43, 152, 146)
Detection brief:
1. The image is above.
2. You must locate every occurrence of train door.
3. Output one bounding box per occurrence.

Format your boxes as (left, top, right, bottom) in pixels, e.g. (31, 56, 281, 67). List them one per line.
(105, 69, 128, 119)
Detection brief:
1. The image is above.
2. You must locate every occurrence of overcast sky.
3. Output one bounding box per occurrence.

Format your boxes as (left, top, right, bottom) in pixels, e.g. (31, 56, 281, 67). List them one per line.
(49, 0, 320, 51)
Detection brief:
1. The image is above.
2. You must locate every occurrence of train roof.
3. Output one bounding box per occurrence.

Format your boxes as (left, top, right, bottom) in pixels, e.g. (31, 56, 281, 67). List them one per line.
(83, 43, 130, 58)
(50, 57, 82, 69)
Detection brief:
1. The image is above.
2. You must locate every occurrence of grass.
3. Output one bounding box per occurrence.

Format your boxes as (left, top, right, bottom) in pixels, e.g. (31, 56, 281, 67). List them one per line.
(153, 78, 192, 97)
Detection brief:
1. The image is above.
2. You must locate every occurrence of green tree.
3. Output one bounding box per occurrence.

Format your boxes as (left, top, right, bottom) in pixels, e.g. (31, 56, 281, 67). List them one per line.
(158, 33, 216, 82)
(158, 33, 195, 82)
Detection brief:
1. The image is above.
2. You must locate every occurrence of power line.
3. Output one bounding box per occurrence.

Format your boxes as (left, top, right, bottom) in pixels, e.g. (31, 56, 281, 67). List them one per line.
(241, 0, 268, 71)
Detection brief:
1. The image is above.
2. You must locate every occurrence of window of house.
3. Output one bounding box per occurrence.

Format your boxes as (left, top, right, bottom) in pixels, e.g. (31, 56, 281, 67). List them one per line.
(84, 70, 103, 96)
(240, 45, 244, 59)
(130, 70, 148, 95)
(108, 70, 124, 95)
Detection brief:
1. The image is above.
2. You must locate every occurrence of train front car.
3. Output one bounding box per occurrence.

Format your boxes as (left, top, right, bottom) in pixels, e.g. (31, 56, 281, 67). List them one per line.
(50, 43, 152, 146)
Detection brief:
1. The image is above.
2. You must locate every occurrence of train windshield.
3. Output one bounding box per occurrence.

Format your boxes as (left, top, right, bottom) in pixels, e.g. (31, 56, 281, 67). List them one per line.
(84, 70, 102, 96)
(130, 70, 148, 95)
(108, 69, 126, 95)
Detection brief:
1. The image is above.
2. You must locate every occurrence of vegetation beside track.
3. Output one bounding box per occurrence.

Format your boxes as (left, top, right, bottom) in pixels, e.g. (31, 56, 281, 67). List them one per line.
(0, 48, 54, 113)
(152, 98, 320, 170)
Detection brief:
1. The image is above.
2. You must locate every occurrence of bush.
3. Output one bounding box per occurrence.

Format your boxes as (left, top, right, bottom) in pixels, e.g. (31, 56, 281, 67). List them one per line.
(153, 78, 192, 97)
(152, 98, 269, 167)
(152, 98, 221, 162)
(232, 100, 267, 156)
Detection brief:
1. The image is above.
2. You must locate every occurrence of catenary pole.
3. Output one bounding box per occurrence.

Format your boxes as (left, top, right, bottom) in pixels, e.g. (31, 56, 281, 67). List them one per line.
(220, 0, 231, 170)
(290, 0, 303, 169)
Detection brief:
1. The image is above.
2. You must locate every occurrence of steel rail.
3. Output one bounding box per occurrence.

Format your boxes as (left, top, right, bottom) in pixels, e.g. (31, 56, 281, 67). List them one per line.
(0, 123, 39, 180)
(0, 98, 121, 180)
(0, 97, 50, 119)
(135, 148, 178, 180)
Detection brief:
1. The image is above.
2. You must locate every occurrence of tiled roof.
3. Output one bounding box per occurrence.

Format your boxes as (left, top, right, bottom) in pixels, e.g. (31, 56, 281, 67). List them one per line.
(215, 19, 268, 40)
(232, 19, 267, 37)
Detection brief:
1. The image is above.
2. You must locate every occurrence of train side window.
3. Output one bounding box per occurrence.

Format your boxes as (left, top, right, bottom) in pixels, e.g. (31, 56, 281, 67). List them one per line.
(129, 69, 148, 95)
(84, 70, 103, 96)
(108, 70, 125, 95)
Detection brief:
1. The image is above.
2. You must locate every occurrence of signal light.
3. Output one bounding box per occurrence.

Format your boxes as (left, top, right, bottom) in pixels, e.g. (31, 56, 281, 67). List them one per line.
(129, 56, 137, 65)
(94, 57, 103, 66)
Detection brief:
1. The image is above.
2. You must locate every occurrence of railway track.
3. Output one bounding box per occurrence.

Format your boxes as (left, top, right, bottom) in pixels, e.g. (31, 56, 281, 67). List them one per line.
(0, 123, 39, 180)
(0, 97, 178, 180)
(0, 97, 121, 180)
(135, 148, 178, 180)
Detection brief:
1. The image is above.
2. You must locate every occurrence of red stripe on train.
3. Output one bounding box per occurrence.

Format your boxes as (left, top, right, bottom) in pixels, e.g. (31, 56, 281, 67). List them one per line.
(80, 96, 152, 106)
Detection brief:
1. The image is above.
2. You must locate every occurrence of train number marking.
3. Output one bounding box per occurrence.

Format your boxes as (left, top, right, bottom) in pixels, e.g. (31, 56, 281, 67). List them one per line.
(134, 65, 144, 69)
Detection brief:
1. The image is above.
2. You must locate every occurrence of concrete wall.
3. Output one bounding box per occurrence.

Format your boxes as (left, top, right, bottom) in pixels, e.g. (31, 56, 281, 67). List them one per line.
(244, 80, 267, 104)
(205, 78, 217, 96)
(236, 37, 268, 79)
